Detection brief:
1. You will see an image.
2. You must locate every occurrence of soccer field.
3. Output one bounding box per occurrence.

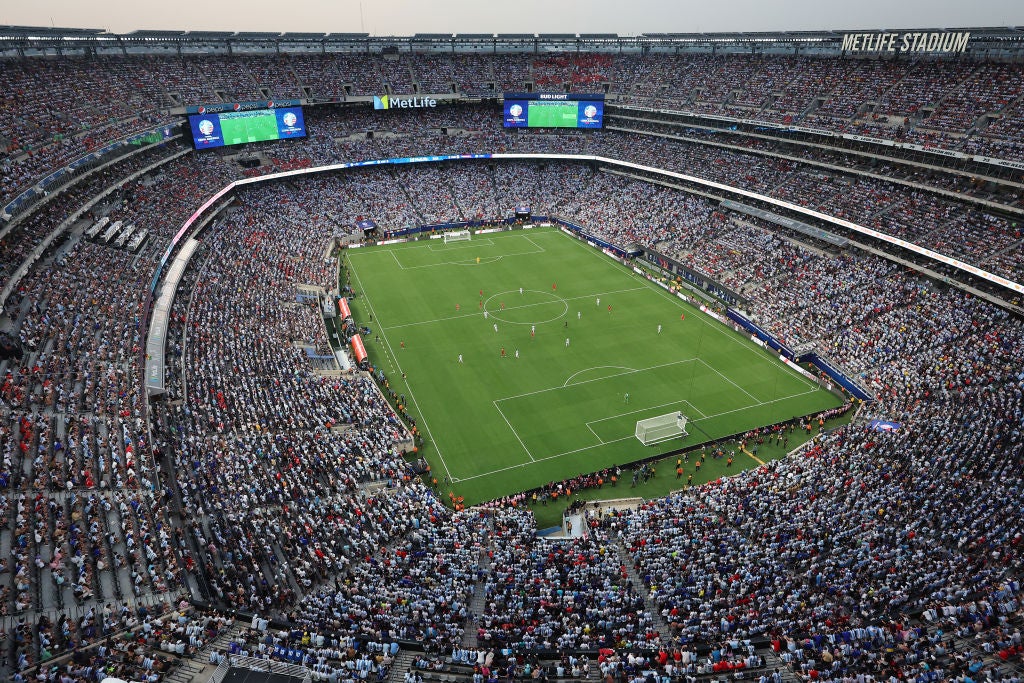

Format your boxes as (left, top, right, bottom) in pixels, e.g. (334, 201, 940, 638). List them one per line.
(345, 227, 843, 504)
(219, 111, 280, 145)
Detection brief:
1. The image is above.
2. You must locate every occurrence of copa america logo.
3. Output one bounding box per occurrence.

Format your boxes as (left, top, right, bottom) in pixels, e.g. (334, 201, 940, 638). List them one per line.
(282, 112, 298, 127)
(198, 119, 214, 136)
(584, 105, 598, 118)
(509, 104, 524, 117)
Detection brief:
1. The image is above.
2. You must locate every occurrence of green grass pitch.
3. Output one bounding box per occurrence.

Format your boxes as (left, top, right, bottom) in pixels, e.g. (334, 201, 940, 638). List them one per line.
(219, 111, 280, 145)
(345, 228, 843, 505)
(528, 102, 579, 128)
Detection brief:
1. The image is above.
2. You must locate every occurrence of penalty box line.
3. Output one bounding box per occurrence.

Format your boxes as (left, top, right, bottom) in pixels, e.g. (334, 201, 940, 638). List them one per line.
(426, 237, 497, 252)
(494, 357, 698, 404)
(455, 384, 823, 483)
(369, 227, 551, 253)
(395, 239, 545, 270)
(389, 233, 549, 269)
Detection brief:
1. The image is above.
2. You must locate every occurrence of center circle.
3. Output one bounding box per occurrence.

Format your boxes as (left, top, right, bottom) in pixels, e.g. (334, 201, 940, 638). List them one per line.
(483, 289, 569, 325)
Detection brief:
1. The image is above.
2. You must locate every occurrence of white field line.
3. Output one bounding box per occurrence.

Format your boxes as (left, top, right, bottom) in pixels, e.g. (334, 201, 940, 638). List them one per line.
(586, 398, 707, 427)
(493, 400, 536, 462)
(454, 386, 820, 483)
(562, 365, 637, 387)
(348, 255, 454, 482)
(426, 237, 496, 251)
(381, 286, 646, 332)
(697, 358, 763, 404)
(561, 231, 821, 393)
(495, 358, 698, 403)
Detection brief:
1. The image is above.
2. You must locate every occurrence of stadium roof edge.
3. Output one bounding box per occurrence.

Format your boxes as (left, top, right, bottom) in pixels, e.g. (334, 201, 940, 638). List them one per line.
(125, 30, 188, 37)
(185, 31, 235, 38)
(5, 25, 1024, 51)
(0, 24, 106, 35)
(232, 32, 283, 39)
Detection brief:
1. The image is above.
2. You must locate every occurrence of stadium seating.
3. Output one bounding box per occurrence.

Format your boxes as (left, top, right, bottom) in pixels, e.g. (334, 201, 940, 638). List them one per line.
(1, 45, 1023, 683)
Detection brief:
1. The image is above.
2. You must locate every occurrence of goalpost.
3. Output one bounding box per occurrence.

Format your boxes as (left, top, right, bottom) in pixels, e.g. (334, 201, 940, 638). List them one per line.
(443, 229, 472, 244)
(635, 411, 689, 446)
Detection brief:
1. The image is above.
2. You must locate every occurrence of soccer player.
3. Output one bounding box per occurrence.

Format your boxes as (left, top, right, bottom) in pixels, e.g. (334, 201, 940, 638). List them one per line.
(577, 311, 581, 320)
(596, 297, 600, 306)
(500, 347, 506, 358)
(400, 341, 405, 349)
(519, 287, 524, 295)
(515, 349, 519, 359)
(456, 303, 460, 311)
(480, 289, 484, 296)
(493, 323, 498, 333)
(531, 325, 535, 335)
(565, 337, 570, 347)
(624, 392, 630, 404)
(658, 324, 662, 334)
(680, 313, 685, 321)
(458, 354, 463, 363)
(552, 283, 557, 291)
(608, 304, 612, 314)
(484, 310, 488, 319)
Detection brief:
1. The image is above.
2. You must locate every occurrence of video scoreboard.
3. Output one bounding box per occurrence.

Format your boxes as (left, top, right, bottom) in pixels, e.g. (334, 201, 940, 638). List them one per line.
(188, 106, 307, 149)
(503, 93, 604, 129)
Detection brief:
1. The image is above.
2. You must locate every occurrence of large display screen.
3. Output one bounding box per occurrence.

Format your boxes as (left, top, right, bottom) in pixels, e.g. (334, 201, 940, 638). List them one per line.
(503, 94, 604, 129)
(188, 107, 307, 149)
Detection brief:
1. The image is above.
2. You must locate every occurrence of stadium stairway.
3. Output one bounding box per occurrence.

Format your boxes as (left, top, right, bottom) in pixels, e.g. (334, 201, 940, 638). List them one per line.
(454, 513, 499, 648)
(385, 649, 418, 683)
(458, 535, 495, 648)
(761, 648, 804, 683)
(612, 542, 672, 639)
(179, 619, 248, 683)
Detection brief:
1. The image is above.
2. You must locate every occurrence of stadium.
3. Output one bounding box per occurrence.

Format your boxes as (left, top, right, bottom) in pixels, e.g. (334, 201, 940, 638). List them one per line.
(0, 14, 1023, 683)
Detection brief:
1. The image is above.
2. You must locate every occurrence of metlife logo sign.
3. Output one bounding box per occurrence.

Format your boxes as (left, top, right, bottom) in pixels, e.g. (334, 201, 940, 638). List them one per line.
(373, 95, 437, 110)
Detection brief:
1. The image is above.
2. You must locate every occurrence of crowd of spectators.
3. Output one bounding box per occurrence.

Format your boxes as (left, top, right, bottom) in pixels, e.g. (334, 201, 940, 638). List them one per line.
(6, 52, 1024, 215)
(2, 63, 1024, 683)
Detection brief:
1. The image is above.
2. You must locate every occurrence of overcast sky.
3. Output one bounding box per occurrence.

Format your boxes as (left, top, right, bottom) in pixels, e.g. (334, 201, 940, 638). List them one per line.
(2, 0, 1022, 36)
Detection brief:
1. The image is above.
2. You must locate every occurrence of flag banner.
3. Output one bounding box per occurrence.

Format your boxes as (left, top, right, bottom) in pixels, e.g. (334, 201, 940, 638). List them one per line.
(867, 419, 901, 432)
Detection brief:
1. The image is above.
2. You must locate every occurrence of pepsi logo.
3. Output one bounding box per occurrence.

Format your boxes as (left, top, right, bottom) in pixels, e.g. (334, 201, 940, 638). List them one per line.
(233, 103, 241, 111)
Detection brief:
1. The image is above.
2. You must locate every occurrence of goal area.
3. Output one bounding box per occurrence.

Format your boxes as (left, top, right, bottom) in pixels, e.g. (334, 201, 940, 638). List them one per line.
(635, 411, 689, 446)
(443, 229, 472, 244)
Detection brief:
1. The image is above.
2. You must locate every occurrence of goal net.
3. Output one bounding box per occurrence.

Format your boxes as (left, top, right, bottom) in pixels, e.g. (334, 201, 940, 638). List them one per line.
(443, 230, 472, 244)
(635, 411, 689, 446)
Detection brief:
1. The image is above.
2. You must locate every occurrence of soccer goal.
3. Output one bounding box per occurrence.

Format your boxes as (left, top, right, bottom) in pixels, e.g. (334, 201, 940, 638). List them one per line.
(635, 411, 689, 446)
(443, 229, 472, 244)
